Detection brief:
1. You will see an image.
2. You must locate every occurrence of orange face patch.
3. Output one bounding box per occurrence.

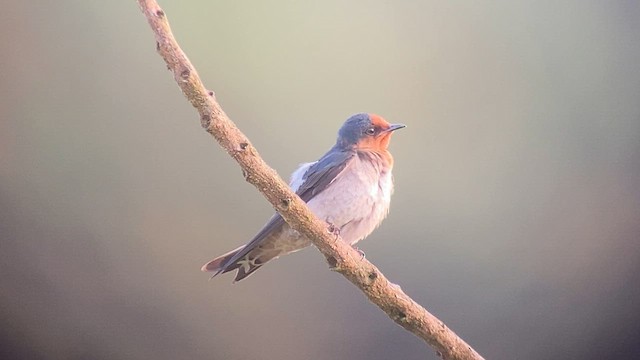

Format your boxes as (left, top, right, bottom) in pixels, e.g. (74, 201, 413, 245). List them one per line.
(358, 133, 393, 150)
(356, 114, 395, 151)
(368, 113, 391, 131)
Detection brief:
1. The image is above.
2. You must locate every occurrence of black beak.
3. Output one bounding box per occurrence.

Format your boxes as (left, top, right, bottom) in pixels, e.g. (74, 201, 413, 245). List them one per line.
(386, 123, 406, 132)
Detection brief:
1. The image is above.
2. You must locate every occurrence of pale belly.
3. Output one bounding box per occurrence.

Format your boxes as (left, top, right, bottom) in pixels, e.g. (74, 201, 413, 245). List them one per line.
(268, 153, 393, 256)
(306, 155, 393, 245)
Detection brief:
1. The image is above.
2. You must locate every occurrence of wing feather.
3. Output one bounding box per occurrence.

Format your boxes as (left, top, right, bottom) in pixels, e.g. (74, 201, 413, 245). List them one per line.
(216, 147, 355, 275)
(295, 148, 355, 202)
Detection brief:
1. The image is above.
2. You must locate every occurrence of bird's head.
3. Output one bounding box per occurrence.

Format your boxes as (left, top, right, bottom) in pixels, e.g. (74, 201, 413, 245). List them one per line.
(336, 113, 405, 151)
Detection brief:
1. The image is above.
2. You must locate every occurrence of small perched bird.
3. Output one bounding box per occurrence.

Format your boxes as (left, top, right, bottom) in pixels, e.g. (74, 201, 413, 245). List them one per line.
(201, 113, 405, 282)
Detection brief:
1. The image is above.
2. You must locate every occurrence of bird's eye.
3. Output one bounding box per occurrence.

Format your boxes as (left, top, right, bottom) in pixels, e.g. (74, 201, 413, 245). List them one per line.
(365, 127, 376, 136)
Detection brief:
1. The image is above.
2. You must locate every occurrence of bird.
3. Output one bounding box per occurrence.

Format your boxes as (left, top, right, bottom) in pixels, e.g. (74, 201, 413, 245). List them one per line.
(201, 113, 405, 282)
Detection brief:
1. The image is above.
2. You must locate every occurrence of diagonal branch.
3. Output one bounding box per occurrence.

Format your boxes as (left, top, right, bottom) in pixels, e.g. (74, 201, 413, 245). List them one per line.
(136, 1, 484, 359)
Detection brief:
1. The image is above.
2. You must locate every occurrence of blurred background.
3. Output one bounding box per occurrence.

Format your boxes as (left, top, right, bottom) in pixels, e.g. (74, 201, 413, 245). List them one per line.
(2, 1, 639, 359)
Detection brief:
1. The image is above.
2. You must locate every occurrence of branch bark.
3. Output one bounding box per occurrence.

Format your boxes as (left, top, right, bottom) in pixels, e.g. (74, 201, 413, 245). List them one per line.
(137, 1, 484, 359)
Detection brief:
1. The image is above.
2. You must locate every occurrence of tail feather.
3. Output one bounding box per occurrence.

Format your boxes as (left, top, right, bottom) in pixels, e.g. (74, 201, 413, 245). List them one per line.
(230, 247, 284, 282)
(201, 245, 282, 282)
(200, 245, 244, 273)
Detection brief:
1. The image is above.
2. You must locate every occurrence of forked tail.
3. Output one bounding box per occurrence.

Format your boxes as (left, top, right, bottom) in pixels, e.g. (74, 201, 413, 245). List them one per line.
(201, 245, 282, 282)
(200, 245, 244, 273)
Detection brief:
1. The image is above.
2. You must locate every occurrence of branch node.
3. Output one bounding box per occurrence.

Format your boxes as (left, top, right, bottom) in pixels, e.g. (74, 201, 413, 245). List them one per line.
(234, 142, 251, 156)
(241, 168, 250, 181)
(201, 114, 211, 130)
(278, 198, 291, 211)
(208, 90, 215, 97)
(155, 9, 165, 17)
(326, 255, 338, 269)
(179, 68, 191, 81)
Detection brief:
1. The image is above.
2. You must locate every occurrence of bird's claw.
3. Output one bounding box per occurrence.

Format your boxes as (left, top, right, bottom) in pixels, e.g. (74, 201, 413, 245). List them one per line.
(326, 221, 340, 240)
(352, 246, 366, 259)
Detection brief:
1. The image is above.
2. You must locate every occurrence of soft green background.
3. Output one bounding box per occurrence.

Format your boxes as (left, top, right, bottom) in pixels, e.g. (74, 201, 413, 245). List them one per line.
(2, 1, 639, 359)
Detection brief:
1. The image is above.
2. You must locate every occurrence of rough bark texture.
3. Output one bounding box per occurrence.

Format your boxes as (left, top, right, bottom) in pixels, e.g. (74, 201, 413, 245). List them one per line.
(137, 1, 485, 359)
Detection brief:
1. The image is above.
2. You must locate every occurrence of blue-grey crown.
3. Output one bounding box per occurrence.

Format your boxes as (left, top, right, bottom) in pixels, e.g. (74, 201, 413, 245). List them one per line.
(337, 113, 371, 146)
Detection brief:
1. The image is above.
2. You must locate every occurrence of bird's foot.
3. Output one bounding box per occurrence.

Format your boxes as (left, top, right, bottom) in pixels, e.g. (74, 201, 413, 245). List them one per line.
(352, 246, 366, 259)
(326, 221, 341, 240)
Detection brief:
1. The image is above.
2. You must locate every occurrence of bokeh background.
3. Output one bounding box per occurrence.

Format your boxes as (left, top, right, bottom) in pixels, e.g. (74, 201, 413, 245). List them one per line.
(2, 1, 639, 359)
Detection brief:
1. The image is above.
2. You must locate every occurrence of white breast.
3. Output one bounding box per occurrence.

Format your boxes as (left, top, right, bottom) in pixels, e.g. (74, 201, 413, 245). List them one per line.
(306, 152, 393, 245)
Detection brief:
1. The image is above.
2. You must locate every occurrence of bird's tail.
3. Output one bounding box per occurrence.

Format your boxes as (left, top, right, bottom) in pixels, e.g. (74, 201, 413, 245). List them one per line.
(201, 245, 282, 282)
(200, 245, 245, 273)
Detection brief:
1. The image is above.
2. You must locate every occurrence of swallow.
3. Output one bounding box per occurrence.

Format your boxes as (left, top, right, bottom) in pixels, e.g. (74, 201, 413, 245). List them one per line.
(201, 113, 405, 282)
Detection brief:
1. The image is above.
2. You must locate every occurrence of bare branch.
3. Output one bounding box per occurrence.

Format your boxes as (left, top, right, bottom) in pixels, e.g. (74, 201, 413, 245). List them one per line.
(136, 1, 484, 359)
